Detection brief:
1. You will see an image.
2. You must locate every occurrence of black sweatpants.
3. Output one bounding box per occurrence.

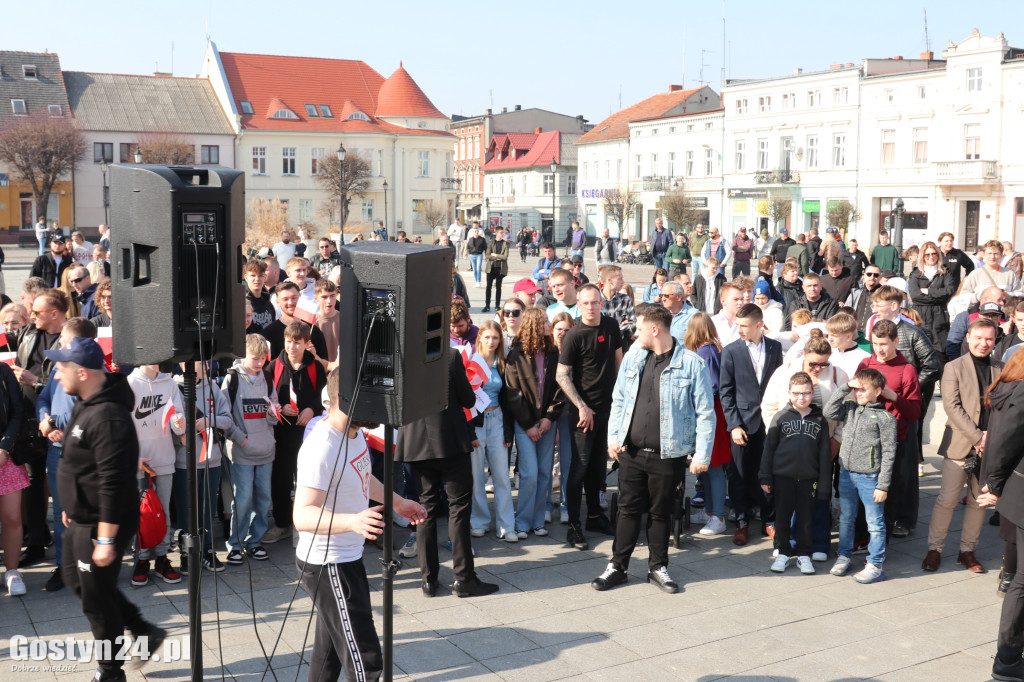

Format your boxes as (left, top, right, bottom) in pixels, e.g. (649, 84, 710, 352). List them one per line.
(772, 476, 816, 557)
(611, 449, 684, 571)
(567, 410, 609, 527)
(63, 521, 150, 677)
(23, 447, 52, 548)
(271, 425, 304, 529)
(411, 453, 475, 584)
(728, 425, 774, 527)
(298, 558, 382, 682)
(998, 525, 1024, 663)
(885, 422, 920, 530)
(485, 272, 505, 309)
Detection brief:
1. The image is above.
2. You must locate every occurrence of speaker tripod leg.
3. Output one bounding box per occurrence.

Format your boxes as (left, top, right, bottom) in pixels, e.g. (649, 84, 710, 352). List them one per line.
(381, 425, 398, 682)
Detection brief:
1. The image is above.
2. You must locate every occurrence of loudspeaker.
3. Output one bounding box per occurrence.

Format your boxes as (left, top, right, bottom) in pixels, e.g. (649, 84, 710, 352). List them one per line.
(337, 242, 451, 426)
(109, 165, 245, 365)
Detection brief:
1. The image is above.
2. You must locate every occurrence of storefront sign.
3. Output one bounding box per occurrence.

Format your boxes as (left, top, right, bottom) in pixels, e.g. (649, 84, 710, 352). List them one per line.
(727, 188, 769, 199)
(732, 200, 747, 214)
(580, 188, 617, 198)
(687, 197, 709, 208)
(802, 200, 820, 213)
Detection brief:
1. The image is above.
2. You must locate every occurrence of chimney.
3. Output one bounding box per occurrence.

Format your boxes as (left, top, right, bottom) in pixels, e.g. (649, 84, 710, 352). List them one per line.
(920, 51, 934, 60)
(894, 55, 903, 60)
(485, 108, 492, 115)
(794, 67, 803, 75)
(668, 84, 682, 92)
(501, 106, 508, 113)
(845, 62, 854, 67)
(514, 104, 521, 111)
(534, 127, 543, 134)
(829, 63, 842, 70)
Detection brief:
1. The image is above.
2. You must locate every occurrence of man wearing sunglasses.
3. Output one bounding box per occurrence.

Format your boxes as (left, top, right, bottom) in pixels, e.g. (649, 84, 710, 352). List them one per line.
(846, 265, 884, 331)
(68, 267, 99, 320)
(308, 237, 342, 277)
(30, 233, 72, 289)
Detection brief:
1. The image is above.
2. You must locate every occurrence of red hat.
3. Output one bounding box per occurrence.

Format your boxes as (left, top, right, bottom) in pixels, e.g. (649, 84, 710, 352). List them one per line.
(513, 278, 541, 294)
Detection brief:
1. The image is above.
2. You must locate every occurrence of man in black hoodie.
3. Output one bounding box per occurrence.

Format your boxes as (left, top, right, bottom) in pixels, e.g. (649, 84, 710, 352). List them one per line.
(243, 259, 276, 333)
(783, 273, 839, 330)
(48, 337, 165, 681)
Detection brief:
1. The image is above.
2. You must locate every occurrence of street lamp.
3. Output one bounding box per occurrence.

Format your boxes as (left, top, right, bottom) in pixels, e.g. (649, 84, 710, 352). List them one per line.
(382, 179, 389, 240)
(134, 147, 142, 164)
(890, 197, 906, 276)
(99, 161, 110, 227)
(337, 142, 346, 231)
(550, 157, 557, 248)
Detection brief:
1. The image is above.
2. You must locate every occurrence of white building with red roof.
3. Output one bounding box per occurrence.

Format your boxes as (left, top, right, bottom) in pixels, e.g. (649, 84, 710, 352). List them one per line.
(201, 41, 457, 238)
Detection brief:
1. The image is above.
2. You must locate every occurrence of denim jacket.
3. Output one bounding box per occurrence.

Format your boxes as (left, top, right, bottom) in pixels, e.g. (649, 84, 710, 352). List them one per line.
(608, 341, 716, 463)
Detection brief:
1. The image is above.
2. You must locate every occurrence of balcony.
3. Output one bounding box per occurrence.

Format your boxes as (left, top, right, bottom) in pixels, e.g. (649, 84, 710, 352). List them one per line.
(933, 160, 998, 184)
(754, 169, 800, 184)
(441, 177, 462, 190)
(629, 176, 676, 192)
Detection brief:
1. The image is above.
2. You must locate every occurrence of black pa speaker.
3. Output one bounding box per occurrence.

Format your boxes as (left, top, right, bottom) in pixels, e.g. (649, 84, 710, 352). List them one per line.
(337, 242, 452, 426)
(109, 165, 245, 365)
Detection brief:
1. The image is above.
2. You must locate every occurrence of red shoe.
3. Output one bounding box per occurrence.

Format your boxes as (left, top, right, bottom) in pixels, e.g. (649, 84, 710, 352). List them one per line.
(763, 525, 776, 540)
(733, 526, 749, 546)
(131, 560, 151, 587)
(154, 556, 181, 584)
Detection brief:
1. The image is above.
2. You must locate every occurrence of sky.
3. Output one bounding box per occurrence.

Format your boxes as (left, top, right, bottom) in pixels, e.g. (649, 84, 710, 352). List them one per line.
(3, 1, 1023, 126)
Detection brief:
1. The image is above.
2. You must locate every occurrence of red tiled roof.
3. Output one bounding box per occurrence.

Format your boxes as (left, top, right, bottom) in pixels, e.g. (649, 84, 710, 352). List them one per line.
(483, 131, 564, 170)
(375, 62, 445, 118)
(576, 87, 704, 144)
(265, 97, 295, 119)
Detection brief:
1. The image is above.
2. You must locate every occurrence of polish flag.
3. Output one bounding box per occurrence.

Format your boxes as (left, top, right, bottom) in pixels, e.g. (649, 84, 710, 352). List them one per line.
(288, 380, 298, 412)
(0, 332, 8, 350)
(198, 430, 209, 464)
(0, 352, 15, 367)
(162, 402, 177, 434)
(96, 327, 113, 369)
(293, 293, 319, 325)
(264, 396, 282, 422)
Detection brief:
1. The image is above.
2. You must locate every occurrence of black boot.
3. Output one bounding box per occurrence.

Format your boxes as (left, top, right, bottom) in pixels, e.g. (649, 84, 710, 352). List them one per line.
(999, 569, 1014, 598)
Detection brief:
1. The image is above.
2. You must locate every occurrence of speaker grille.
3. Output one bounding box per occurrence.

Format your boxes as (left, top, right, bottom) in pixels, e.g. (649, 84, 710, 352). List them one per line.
(178, 245, 224, 332)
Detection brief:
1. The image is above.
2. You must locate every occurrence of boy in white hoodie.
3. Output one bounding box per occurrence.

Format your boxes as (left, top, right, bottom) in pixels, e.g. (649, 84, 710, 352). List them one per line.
(127, 364, 185, 586)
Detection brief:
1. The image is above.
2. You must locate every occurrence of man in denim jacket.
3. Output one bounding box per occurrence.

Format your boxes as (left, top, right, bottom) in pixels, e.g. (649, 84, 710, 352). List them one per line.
(590, 303, 715, 594)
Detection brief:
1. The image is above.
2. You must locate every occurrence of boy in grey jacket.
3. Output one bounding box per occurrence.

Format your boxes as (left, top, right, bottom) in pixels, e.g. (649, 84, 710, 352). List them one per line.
(221, 334, 280, 564)
(823, 368, 897, 584)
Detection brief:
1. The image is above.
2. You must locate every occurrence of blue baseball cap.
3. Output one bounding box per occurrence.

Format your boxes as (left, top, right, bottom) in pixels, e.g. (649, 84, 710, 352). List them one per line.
(45, 336, 106, 370)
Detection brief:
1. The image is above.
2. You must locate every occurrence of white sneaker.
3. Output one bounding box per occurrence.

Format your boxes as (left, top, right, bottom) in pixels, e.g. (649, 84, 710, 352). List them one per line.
(470, 528, 486, 537)
(261, 525, 290, 544)
(918, 463, 925, 477)
(484, 475, 494, 494)
(599, 491, 609, 510)
(699, 515, 727, 536)
(770, 555, 791, 573)
(690, 509, 711, 525)
(811, 552, 828, 562)
(830, 555, 852, 576)
(398, 534, 417, 559)
(559, 506, 569, 524)
(499, 532, 519, 543)
(797, 556, 815, 575)
(6, 570, 26, 596)
(772, 549, 780, 558)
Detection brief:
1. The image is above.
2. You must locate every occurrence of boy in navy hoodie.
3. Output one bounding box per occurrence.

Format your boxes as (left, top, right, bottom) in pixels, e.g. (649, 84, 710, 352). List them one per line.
(759, 371, 832, 575)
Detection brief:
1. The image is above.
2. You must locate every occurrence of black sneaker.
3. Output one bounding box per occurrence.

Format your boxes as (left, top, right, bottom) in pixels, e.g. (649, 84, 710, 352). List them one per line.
(44, 568, 64, 592)
(993, 655, 1024, 682)
(999, 570, 1014, 598)
(126, 624, 167, 671)
(131, 560, 151, 587)
(451, 577, 499, 597)
(179, 555, 188, 576)
(18, 545, 46, 567)
(153, 556, 181, 584)
(91, 668, 127, 681)
(891, 521, 911, 538)
(226, 549, 244, 565)
(566, 524, 589, 551)
(202, 550, 225, 572)
(585, 514, 615, 536)
(246, 546, 269, 561)
(591, 563, 627, 591)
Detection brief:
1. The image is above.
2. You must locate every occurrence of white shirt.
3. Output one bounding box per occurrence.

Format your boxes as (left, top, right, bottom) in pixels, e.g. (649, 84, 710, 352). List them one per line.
(745, 336, 766, 383)
(704, 276, 717, 314)
(448, 223, 464, 242)
(295, 422, 372, 565)
(712, 312, 740, 347)
(272, 241, 297, 265)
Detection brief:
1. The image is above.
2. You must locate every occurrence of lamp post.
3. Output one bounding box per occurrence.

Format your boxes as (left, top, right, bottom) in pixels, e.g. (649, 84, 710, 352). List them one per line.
(337, 142, 346, 234)
(134, 147, 142, 164)
(99, 161, 110, 227)
(550, 157, 558, 250)
(382, 179, 389, 240)
(890, 197, 906, 276)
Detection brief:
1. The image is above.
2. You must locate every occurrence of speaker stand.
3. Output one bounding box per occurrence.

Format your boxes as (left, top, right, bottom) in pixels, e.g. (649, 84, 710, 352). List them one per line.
(180, 364, 204, 682)
(380, 425, 399, 682)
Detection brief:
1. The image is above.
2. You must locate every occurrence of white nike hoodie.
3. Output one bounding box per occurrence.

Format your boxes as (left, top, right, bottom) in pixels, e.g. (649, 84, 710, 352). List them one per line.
(127, 368, 184, 475)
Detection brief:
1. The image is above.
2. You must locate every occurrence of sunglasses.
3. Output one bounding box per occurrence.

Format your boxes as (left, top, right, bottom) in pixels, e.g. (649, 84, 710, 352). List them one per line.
(70, 276, 88, 284)
(502, 309, 522, 318)
(807, 361, 831, 370)
(864, 273, 881, 278)
(30, 309, 57, 317)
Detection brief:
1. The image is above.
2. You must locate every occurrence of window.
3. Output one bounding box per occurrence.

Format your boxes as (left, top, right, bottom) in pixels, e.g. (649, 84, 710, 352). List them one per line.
(735, 140, 745, 171)
(319, 104, 333, 117)
(499, 177, 504, 195)
(918, 86, 927, 99)
(833, 87, 842, 106)
(616, 159, 622, 181)
(239, 101, 253, 115)
(634, 129, 641, 137)
(377, 149, 384, 176)
(270, 108, 299, 120)
(48, 104, 62, 117)
(832, 133, 846, 167)
(687, 124, 694, 132)
(473, 136, 479, 158)
(685, 150, 694, 176)
(757, 139, 768, 170)
(704, 148, 713, 176)
(967, 68, 983, 92)
(119, 143, 140, 163)
(11, 99, 27, 116)
(649, 153, 658, 176)
(841, 86, 849, 104)
(93, 142, 113, 163)
(759, 95, 771, 113)
(605, 160, 610, 180)
(282, 147, 296, 175)
(522, 175, 526, 195)
(346, 111, 370, 121)
(581, 162, 587, 182)
(200, 145, 219, 164)
(668, 152, 675, 177)
(252, 146, 266, 174)
(417, 151, 430, 177)
(635, 154, 642, 178)
(22, 65, 37, 79)
(880, 130, 895, 166)
(568, 175, 576, 194)
(543, 175, 554, 194)
(807, 89, 821, 108)
(782, 93, 791, 110)
(735, 98, 747, 115)
(885, 89, 894, 103)
(964, 123, 981, 159)
(806, 136, 818, 168)
(652, 129, 658, 135)
(445, 152, 451, 178)
(668, 126, 676, 133)
(913, 128, 928, 164)
(311, 147, 324, 174)
(298, 199, 313, 223)
(361, 200, 374, 222)
(304, 104, 319, 117)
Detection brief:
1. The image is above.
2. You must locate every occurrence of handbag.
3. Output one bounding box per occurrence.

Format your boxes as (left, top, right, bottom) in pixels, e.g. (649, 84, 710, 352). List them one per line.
(138, 468, 168, 550)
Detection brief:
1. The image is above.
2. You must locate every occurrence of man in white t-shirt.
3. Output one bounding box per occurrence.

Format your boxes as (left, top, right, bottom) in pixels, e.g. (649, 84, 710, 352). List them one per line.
(294, 369, 426, 682)
(272, 230, 298, 264)
(447, 219, 465, 268)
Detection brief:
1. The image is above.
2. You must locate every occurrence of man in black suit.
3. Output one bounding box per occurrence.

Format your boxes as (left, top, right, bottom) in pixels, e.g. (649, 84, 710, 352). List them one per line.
(396, 352, 498, 598)
(720, 303, 783, 546)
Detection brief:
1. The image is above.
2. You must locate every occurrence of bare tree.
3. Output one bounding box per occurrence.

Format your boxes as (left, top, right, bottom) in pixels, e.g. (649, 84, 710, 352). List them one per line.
(660, 185, 706, 232)
(602, 186, 642, 240)
(0, 114, 86, 222)
(245, 197, 290, 250)
(137, 131, 195, 164)
(768, 199, 792, 232)
(315, 152, 372, 227)
(422, 200, 450, 234)
(826, 200, 862, 234)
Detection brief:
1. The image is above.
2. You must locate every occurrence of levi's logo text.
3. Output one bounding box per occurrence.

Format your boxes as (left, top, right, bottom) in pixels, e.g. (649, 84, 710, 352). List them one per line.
(134, 394, 166, 421)
(241, 398, 268, 420)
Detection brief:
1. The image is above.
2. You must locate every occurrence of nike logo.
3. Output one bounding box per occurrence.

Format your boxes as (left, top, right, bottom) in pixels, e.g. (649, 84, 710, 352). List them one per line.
(135, 394, 166, 420)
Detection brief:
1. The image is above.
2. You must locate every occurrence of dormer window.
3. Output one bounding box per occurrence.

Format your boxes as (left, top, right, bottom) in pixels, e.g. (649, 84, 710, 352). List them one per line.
(346, 111, 370, 122)
(304, 104, 319, 117)
(239, 100, 253, 115)
(11, 99, 27, 116)
(270, 108, 299, 120)
(319, 105, 333, 117)
(48, 104, 62, 117)
(23, 65, 36, 80)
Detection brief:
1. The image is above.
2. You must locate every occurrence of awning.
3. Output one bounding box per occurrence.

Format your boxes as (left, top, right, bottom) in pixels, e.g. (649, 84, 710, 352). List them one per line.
(457, 203, 481, 210)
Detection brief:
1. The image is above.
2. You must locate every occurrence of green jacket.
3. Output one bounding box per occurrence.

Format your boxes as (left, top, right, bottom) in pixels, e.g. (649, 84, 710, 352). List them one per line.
(871, 244, 900, 273)
(665, 244, 691, 269)
(485, 238, 510, 277)
(786, 243, 809, 275)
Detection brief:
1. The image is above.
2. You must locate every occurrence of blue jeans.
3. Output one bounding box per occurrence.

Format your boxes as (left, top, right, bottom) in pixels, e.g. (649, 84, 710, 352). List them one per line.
(172, 465, 223, 552)
(514, 422, 556, 531)
(46, 444, 64, 566)
(470, 410, 514, 535)
(469, 254, 484, 284)
(838, 468, 886, 567)
(700, 465, 727, 519)
(37, 236, 46, 256)
(653, 253, 666, 270)
(227, 462, 272, 551)
(548, 412, 573, 515)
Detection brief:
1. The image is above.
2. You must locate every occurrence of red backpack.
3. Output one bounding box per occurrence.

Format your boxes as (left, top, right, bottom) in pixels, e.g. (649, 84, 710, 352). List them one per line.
(138, 469, 168, 550)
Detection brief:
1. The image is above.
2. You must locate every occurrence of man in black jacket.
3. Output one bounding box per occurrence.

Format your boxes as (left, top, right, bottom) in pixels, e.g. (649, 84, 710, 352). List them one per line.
(49, 337, 165, 680)
(770, 228, 796, 278)
(243, 259, 276, 332)
(308, 237, 343, 277)
(939, 231, 975, 288)
(30, 233, 72, 289)
(783, 273, 839, 330)
(396, 351, 498, 597)
(819, 257, 856, 306)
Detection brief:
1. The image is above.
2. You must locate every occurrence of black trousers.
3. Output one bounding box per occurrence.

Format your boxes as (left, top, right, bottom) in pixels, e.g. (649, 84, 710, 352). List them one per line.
(271, 426, 304, 529)
(411, 454, 475, 584)
(731, 260, 751, 278)
(63, 521, 149, 676)
(885, 422, 920, 530)
(23, 447, 51, 548)
(998, 525, 1024, 663)
(728, 425, 774, 526)
(611, 449, 684, 571)
(567, 409, 609, 526)
(298, 558, 382, 682)
(772, 477, 816, 557)
(485, 271, 505, 308)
